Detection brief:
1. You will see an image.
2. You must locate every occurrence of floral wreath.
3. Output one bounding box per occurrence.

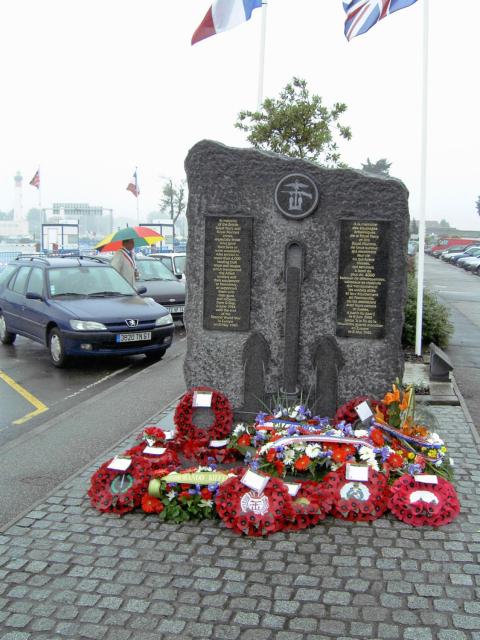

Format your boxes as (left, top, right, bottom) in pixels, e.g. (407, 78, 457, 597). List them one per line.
(283, 480, 334, 532)
(88, 456, 151, 515)
(332, 396, 382, 426)
(125, 442, 180, 473)
(174, 386, 233, 443)
(181, 434, 238, 466)
(147, 467, 229, 523)
(215, 474, 294, 537)
(323, 468, 390, 522)
(388, 475, 460, 527)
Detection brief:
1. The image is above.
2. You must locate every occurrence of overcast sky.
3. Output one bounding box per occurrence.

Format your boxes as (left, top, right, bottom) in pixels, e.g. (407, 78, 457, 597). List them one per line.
(1, 0, 479, 231)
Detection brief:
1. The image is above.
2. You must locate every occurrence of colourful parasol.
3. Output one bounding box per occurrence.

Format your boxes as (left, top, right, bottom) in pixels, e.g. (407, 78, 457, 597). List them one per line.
(95, 226, 164, 252)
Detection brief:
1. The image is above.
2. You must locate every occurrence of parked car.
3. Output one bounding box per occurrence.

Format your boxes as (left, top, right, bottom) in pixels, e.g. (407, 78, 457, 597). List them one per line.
(457, 251, 480, 269)
(134, 256, 185, 321)
(448, 246, 480, 265)
(463, 256, 480, 274)
(149, 252, 186, 281)
(440, 247, 470, 262)
(0, 255, 174, 367)
(98, 254, 185, 321)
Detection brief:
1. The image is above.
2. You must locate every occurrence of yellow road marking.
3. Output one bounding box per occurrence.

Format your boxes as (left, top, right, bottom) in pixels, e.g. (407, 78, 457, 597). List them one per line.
(0, 369, 48, 425)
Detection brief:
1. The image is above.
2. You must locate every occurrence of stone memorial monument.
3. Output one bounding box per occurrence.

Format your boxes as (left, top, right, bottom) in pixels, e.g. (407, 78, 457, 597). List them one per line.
(184, 140, 409, 418)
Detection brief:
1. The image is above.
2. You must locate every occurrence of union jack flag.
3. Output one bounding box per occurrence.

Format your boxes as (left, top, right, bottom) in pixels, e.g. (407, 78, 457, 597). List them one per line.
(126, 169, 140, 198)
(29, 169, 40, 189)
(343, 0, 418, 41)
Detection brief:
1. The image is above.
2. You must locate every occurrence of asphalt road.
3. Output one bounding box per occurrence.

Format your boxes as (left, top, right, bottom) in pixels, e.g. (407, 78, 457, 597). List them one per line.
(0, 324, 185, 446)
(0, 328, 188, 526)
(422, 254, 480, 430)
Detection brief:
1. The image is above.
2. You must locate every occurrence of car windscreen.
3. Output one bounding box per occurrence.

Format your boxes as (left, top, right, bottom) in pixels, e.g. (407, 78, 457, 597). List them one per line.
(47, 266, 135, 297)
(173, 255, 186, 274)
(136, 259, 176, 281)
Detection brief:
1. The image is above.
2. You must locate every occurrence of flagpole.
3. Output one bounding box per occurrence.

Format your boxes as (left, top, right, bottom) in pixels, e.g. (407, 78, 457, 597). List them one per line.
(415, 0, 429, 356)
(38, 166, 44, 225)
(135, 166, 140, 225)
(257, 1, 268, 109)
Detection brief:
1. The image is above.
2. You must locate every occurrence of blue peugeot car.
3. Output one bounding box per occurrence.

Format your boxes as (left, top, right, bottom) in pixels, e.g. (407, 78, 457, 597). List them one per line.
(0, 255, 174, 367)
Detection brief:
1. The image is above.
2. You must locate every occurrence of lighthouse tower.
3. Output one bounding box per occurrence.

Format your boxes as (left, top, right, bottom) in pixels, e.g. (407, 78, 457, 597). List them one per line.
(14, 171, 23, 223)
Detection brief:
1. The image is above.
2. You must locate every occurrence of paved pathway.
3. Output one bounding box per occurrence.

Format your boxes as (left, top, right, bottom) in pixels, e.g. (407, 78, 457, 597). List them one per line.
(1, 400, 480, 639)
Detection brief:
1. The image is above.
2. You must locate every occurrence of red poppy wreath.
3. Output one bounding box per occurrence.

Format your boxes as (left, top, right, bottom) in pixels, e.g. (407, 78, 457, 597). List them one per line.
(215, 475, 294, 537)
(324, 468, 390, 522)
(283, 480, 334, 532)
(174, 386, 233, 443)
(182, 434, 238, 465)
(388, 475, 460, 527)
(124, 442, 180, 473)
(88, 456, 151, 515)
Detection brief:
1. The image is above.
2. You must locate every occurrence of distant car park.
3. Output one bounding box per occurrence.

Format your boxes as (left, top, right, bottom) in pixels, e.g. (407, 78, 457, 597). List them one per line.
(0, 255, 174, 367)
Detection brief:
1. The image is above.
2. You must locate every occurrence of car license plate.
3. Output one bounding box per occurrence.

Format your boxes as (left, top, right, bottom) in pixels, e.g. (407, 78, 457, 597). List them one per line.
(116, 332, 152, 343)
(167, 305, 184, 313)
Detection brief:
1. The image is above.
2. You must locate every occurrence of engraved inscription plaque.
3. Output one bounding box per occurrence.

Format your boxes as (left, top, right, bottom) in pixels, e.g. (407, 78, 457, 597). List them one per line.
(336, 220, 389, 339)
(203, 216, 253, 331)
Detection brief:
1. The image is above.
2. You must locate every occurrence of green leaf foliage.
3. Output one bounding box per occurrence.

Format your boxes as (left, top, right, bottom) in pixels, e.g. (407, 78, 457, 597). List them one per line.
(235, 77, 352, 167)
(402, 274, 453, 349)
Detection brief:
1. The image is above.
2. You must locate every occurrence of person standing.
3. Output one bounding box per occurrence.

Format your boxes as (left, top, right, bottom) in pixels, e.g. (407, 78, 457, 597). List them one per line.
(111, 238, 138, 286)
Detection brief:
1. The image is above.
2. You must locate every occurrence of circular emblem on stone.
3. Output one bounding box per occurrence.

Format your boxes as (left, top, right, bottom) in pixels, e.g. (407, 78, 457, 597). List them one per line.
(274, 173, 319, 220)
(240, 491, 270, 515)
(340, 482, 371, 502)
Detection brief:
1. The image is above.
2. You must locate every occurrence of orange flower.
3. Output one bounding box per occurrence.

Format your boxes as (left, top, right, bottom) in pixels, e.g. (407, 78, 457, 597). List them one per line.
(374, 406, 386, 424)
(201, 488, 213, 500)
(274, 460, 285, 475)
(266, 449, 277, 463)
(387, 452, 404, 468)
(330, 444, 355, 464)
(370, 428, 385, 447)
(141, 494, 164, 514)
(383, 385, 400, 405)
(415, 425, 429, 437)
(399, 388, 411, 411)
(237, 434, 252, 446)
(294, 455, 311, 471)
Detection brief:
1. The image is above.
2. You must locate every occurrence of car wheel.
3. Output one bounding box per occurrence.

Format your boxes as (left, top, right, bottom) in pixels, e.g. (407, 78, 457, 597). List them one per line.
(476, 266, 480, 276)
(144, 349, 166, 362)
(0, 312, 16, 345)
(48, 328, 69, 367)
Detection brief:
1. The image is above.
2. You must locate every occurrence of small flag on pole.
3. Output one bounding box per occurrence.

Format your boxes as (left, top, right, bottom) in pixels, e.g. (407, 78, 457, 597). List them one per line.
(192, 0, 262, 45)
(126, 170, 140, 198)
(30, 169, 40, 189)
(343, 0, 417, 41)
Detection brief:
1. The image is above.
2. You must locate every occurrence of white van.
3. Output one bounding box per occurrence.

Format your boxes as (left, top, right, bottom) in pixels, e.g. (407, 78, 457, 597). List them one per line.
(149, 252, 186, 281)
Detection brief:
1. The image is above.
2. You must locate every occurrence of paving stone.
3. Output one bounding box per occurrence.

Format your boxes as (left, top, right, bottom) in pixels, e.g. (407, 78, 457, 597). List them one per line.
(4, 613, 33, 629)
(262, 614, 286, 629)
(212, 625, 241, 639)
(438, 631, 469, 640)
(288, 617, 317, 632)
(404, 627, 433, 640)
(156, 618, 187, 634)
(79, 608, 106, 624)
(377, 623, 400, 638)
(452, 614, 480, 630)
(232, 611, 260, 626)
(55, 621, 82, 636)
(30, 616, 56, 631)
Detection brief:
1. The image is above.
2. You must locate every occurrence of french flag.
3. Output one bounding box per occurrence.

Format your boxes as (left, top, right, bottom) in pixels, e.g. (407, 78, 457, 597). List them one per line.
(192, 0, 262, 45)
